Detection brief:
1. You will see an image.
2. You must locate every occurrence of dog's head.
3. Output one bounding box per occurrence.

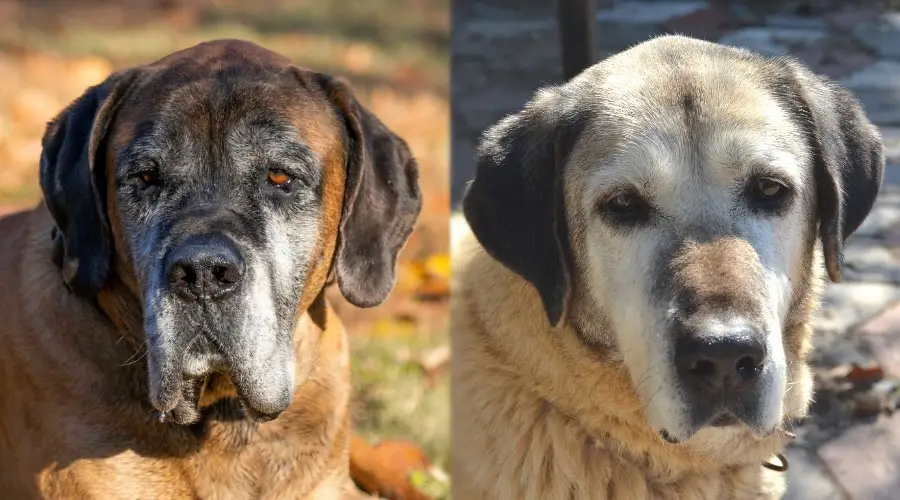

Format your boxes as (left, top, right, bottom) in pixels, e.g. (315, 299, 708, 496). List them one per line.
(39, 39, 421, 423)
(463, 36, 882, 442)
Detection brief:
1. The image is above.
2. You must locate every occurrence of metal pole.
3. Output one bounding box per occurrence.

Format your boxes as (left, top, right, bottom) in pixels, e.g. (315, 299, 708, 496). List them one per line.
(558, 0, 597, 81)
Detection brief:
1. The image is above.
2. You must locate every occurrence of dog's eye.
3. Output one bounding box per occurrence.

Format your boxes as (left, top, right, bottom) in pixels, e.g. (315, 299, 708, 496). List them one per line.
(747, 177, 791, 214)
(135, 170, 160, 188)
(598, 190, 651, 225)
(754, 178, 783, 199)
(610, 193, 638, 211)
(266, 169, 292, 189)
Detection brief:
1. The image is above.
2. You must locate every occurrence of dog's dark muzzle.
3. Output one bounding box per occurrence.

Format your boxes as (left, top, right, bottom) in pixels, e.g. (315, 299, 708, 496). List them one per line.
(673, 318, 771, 428)
(164, 233, 245, 301)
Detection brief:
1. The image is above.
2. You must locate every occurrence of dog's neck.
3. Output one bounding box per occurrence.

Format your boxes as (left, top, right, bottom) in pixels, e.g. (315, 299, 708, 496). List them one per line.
(95, 272, 145, 343)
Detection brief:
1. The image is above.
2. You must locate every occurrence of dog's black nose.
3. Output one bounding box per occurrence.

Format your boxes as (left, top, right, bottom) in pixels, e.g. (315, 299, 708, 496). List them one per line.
(675, 329, 767, 391)
(165, 234, 245, 301)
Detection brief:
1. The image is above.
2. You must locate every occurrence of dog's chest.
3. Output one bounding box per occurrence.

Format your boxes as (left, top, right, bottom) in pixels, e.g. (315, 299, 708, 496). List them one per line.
(177, 415, 342, 499)
(37, 412, 345, 500)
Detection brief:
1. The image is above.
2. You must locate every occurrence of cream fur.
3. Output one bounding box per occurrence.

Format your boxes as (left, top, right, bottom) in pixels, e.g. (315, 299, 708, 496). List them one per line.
(451, 227, 798, 500)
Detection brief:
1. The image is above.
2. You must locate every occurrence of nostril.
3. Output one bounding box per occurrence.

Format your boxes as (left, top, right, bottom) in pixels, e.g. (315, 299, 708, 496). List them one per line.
(690, 359, 716, 379)
(168, 263, 196, 285)
(735, 355, 762, 381)
(212, 265, 238, 284)
(165, 234, 245, 301)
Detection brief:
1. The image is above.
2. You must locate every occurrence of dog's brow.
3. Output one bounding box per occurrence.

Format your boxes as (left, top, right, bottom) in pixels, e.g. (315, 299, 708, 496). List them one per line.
(231, 121, 320, 167)
(118, 135, 167, 169)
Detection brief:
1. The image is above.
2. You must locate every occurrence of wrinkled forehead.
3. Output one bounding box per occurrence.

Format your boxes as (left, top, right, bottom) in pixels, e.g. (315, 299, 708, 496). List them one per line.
(569, 59, 811, 191)
(107, 68, 343, 172)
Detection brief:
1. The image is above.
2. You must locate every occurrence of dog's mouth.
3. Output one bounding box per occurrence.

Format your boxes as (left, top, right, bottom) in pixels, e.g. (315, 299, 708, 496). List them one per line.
(708, 411, 740, 427)
(153, 374, 284, 426)
(147, 326, 293, 425)
(659, 411, 741, 444)
(692, 396, 769, 434)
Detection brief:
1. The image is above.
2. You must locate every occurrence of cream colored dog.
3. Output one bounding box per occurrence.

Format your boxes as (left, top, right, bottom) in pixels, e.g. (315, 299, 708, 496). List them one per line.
(451, 35, 883, 499)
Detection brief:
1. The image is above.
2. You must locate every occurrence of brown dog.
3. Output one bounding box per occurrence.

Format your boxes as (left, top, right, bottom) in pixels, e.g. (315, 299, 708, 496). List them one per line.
(0, 39, 421, 499)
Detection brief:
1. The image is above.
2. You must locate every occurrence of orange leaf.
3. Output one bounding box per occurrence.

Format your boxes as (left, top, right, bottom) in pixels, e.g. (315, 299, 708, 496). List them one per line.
(847, 363, 885, 385)
(350, 435, 432, 500)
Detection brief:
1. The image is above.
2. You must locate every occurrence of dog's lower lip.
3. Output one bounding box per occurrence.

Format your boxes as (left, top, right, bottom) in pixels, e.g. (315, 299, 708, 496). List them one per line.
(240, 401, 282, 423)
(709, 412, 739, 427)
(659, 429, 679, 444)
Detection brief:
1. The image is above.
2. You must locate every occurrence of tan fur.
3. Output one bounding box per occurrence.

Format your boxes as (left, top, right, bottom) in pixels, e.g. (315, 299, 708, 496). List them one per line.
(0, 208, 369, 499)
(0, 41, 378, 499)
(449, 36, 852, 500)
(451, 229, 815, 499)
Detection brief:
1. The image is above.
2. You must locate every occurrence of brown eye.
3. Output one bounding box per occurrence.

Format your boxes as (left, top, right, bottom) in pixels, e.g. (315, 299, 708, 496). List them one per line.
(266, 169, 292, 188)
(610, 192, 638, 212)
(134, 170, 159, 187)
(598, 189, 651, 226)
(747, 176, 792, 214)
(754, 178, 784, 199)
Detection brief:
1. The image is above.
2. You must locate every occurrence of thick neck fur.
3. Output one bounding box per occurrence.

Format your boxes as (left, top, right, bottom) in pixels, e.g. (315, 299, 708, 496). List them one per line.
(451, 230, 802, 499)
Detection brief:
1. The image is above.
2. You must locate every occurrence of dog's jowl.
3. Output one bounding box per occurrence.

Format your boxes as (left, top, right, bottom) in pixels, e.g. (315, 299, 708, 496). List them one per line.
(452, 35, 883, 500)
(0, 39, 420, 499)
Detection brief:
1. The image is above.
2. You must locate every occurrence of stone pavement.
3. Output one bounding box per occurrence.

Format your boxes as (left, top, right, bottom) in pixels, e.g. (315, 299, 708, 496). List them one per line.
(451, 1, 900, 498)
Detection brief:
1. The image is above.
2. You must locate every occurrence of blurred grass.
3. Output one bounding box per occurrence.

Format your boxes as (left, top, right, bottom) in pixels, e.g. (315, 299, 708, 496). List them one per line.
(0, 0, 451, 488)
(0, 0, 448, 94)
(351, 332, 450, 470)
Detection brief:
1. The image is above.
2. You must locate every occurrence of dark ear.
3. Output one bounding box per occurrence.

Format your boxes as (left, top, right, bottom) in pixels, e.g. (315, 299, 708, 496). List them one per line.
(316, 74, 422, 307)
(778, 59, 884, 282)
(39, 70, 135, 296)
(462, 88, 585, 326)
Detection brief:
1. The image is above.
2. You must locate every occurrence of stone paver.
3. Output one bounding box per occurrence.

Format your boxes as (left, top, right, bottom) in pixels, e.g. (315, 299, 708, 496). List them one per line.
(841, 61, 900, 125)
(880, 128, 900, 164)
(719, 27, 828, 56)
(856, 303, 900, 378)
(452, 0, 900, 496)
(783, 446, 844, 500)
(842, 238, 900, 284)
(596, 2, 707, 50)
(853, 12, 900, 59)
(791, 38, 874, 79)
(812, 282, 900, 367)
(767, 14, 829, 31)
(855, 185, 900, 238)
(664, 5, 740, 41)
(819, 413, 900, 500)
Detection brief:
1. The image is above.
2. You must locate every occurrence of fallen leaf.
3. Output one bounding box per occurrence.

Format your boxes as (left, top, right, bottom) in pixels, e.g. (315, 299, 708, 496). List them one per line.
(350, 434, 433, 500)
(413, 278, 449, 302)
(394, 262, 424, 294)
(408, 253, 451, 302)
(417, 345, 450, 384)
(852, 391, 884, 416)
(846, 362, 885, 386)
(371, 317, 418, 338)
(424, 254, 450, 281)
(823, 364, 853, 381)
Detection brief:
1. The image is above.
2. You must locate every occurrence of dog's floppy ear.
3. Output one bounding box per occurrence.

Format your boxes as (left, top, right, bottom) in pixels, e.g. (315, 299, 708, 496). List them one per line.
(462, 88, 585, 327)
(316, 74, 422, 307)
(778, 59, 884, 282)
(39, 70, 136, 296)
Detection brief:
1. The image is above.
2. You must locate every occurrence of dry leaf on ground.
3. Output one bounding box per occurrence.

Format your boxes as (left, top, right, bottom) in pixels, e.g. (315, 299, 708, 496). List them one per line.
(350, 434, 433, 500)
